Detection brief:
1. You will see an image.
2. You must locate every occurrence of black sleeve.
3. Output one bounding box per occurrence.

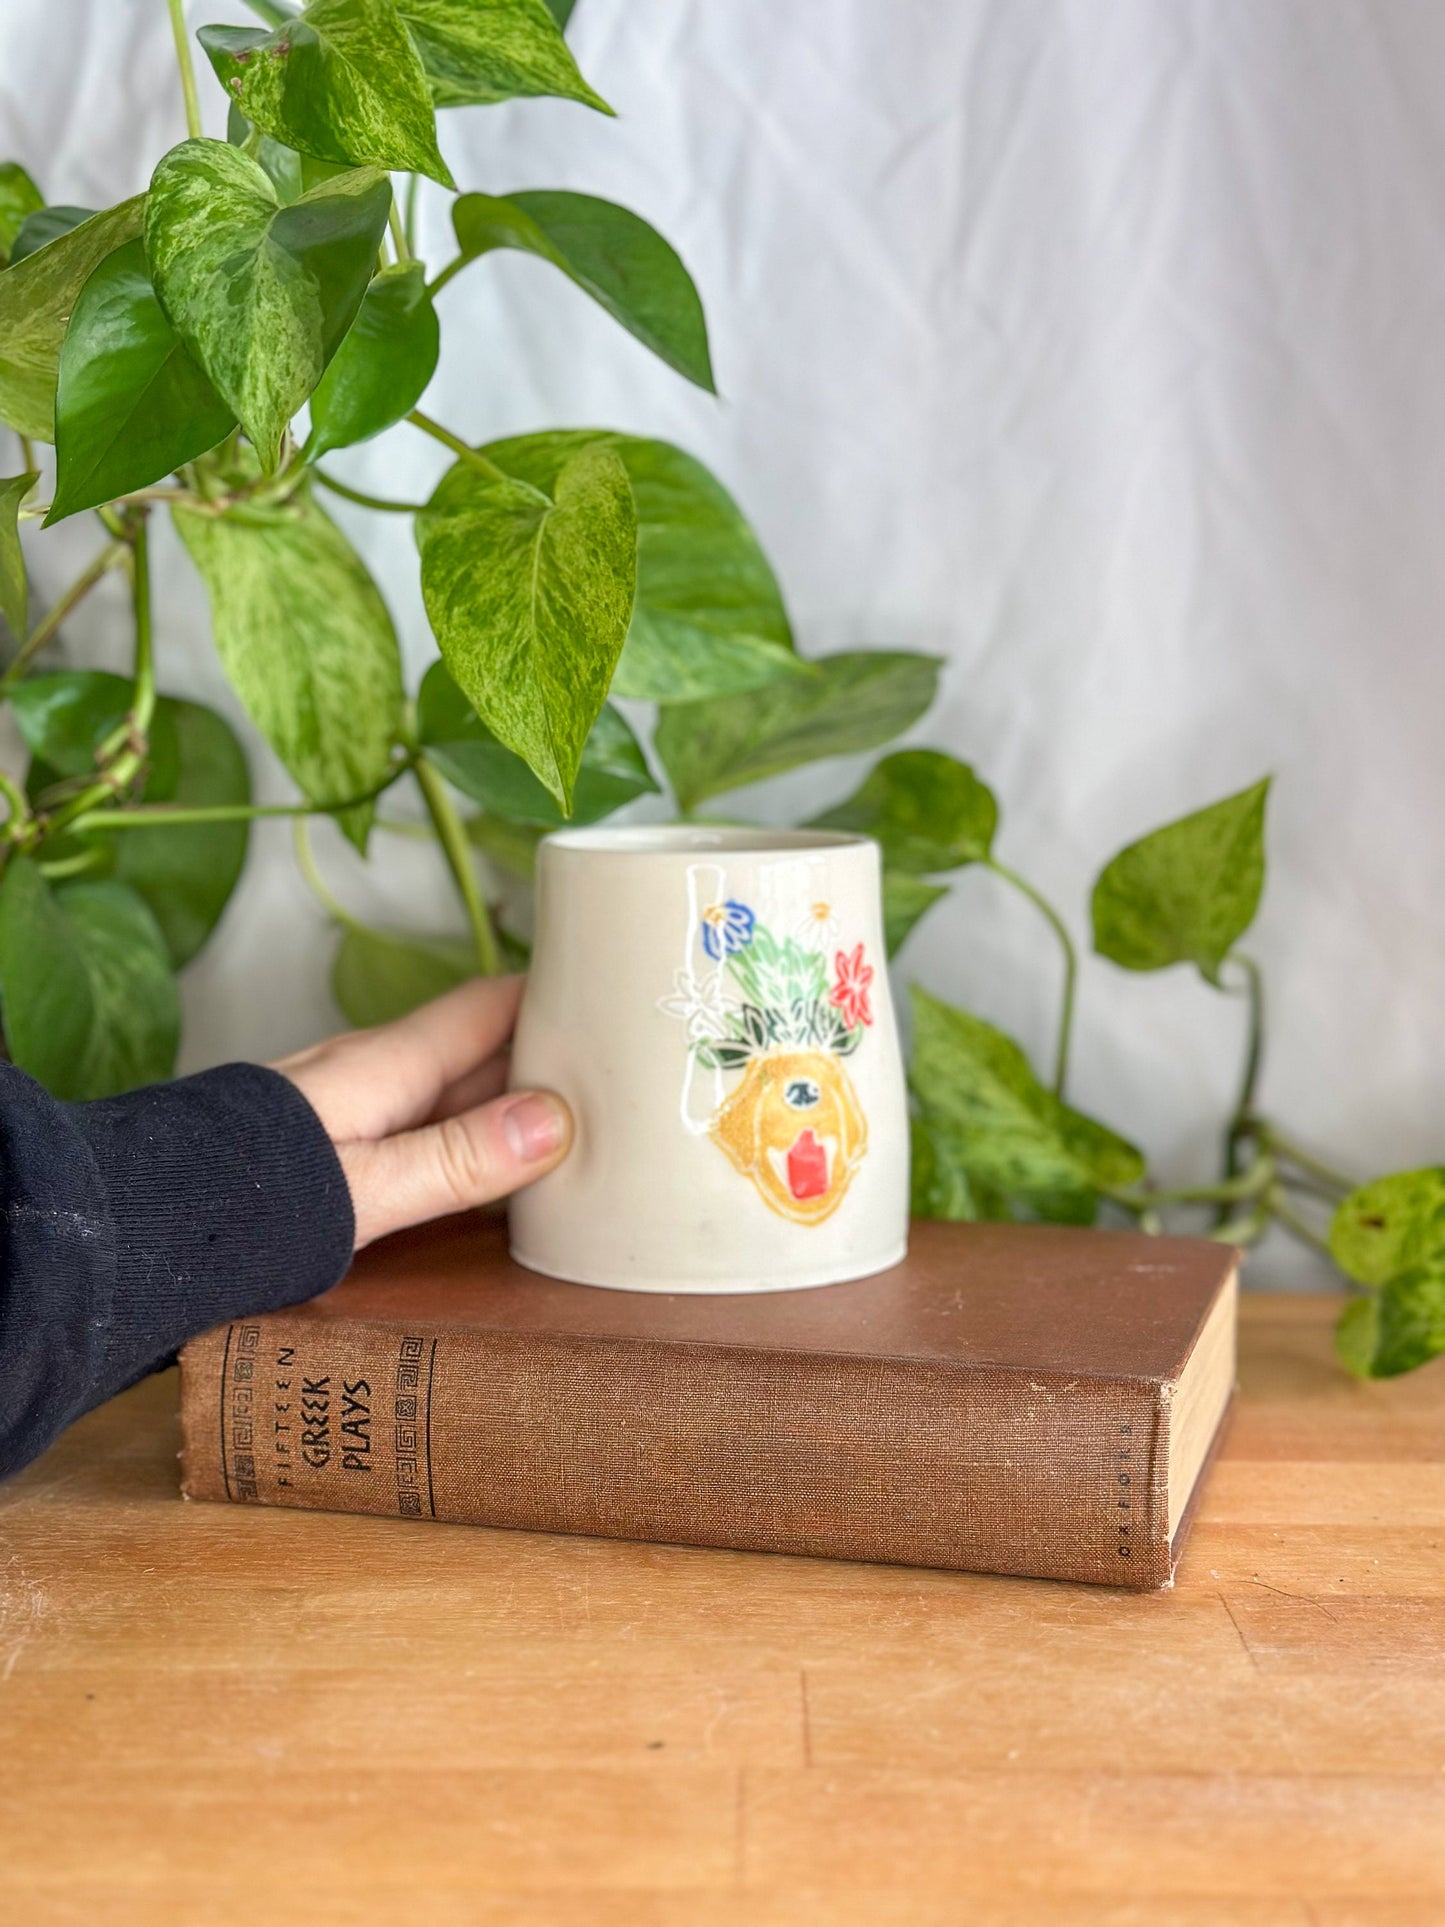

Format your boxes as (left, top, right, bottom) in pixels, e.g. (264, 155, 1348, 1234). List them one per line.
(0, 1060, 355, 1482)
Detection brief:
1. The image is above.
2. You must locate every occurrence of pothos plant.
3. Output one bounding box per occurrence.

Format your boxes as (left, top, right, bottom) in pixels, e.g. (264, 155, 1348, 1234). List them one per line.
(0, 0, 1438, 1381)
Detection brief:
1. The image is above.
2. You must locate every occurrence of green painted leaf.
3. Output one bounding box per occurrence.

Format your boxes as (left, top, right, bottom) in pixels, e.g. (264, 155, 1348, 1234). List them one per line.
(0, 859, 180, 1100)
(419, 442, 636, 811)
(199, 0, 453, 187)
(812, 750, 997, 873)
(1330, 1168, 1445, 1288)
(882, 869, 947, 957)
(654, 650, 941, 811)
(47, 240, 234, 525)
(396, 0, 609, 112)
(1091, 778, 1271, 984)
(1368, 1263, 1445, 1378)
(0, 196, 146, 442)
(332, 923, 475, 1027)
(417, 659, 655, 826)
(908, 987, 1144, 1214)
(451, 191, 711, 390)
(145, 141, 391, 471)
(174, 491, 403, 813)
(11, 671, 251, 967)
(448, 431, 800, 704)
(306, 262, 438, 458)
(10, 206, 96, 264)
(0, 470, 37, 637)
(0, 163, 44, 265)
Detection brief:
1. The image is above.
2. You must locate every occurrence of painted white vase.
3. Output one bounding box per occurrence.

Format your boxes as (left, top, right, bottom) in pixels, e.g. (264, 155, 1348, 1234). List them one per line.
(508, 826, 910, 1293)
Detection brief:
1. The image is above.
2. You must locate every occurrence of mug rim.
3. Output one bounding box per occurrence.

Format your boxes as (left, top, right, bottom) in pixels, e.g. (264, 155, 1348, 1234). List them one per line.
(540, 824, 875, 857)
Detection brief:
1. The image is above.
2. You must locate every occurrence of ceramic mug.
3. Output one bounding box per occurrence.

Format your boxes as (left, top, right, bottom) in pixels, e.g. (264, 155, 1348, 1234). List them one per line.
(508, 826, 909, 1292)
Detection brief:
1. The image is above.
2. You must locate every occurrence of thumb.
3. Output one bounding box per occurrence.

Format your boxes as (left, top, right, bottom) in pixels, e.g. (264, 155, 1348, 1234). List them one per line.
(339, 1090, 572, 1249)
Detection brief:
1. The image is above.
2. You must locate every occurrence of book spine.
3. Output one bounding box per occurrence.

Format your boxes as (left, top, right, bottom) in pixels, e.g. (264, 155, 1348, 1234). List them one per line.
(179, 1317, 1173, 1588)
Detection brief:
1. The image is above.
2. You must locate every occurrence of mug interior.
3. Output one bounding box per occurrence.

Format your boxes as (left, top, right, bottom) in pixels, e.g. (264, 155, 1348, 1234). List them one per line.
(543, 825, 871, 855)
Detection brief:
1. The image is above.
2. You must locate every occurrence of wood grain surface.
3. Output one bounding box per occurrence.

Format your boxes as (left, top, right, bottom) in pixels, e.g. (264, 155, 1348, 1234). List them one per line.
(1, 1293, 1441, 1925)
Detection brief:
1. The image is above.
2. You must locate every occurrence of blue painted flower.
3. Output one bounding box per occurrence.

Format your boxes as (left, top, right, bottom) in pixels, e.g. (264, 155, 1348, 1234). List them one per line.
(701, 899, 755, 959)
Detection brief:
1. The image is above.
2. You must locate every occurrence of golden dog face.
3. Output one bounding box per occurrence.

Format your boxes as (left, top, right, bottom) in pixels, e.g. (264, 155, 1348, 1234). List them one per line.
(709, 1050, 868, 1225)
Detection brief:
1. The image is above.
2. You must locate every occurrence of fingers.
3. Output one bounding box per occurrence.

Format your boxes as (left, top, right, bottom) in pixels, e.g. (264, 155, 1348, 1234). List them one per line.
(428, 1047, 511, 1124)
(276, 975, 526, 1140)
(339, 1088, 572, 1249)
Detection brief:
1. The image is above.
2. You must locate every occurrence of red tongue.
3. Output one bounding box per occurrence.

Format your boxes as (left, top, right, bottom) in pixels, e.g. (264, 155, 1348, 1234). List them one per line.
(787, 1129, 829, 1200)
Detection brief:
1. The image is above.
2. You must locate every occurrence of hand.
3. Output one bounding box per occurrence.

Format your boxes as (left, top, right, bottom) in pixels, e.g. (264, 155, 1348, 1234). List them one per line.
(273, 975, 572, 1250)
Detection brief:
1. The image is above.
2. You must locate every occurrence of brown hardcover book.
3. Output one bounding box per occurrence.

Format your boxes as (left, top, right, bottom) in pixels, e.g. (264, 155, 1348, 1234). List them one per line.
(179, 1215, 1238, 1589)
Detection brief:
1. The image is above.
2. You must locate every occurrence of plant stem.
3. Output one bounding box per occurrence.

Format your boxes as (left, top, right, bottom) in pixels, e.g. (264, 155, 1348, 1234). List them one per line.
(1223, 952, 1265, 1179)
(313, 469, 428, 515)
(1106, 1151, 1275, 1213)
(387, 191, 411, 264)
(407, 410, 522, 491)
(986, 857, 1077, 1098)
(404, 173, 420, 255)
(0, 770, 29, 834)
(241, 0, 293, 24)
(38, 846, 107, 880)
(18, 434, 35, 473)
(1269, 1187, 1335, 1258)
(166, 0, 203, 140)
(414, 752, 501, 975)
(1259, 1124, 1357, 1197)
(293, 819, 367, 934)
(1211, 1197, 1272, 1246)
(427, 256, 466, 298)
(0, 541, 128, 692)
(128, 517, 157, 737)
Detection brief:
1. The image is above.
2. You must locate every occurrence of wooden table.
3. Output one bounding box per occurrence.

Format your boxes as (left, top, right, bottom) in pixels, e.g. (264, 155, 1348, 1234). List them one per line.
(1, 1294, 1441, 1925)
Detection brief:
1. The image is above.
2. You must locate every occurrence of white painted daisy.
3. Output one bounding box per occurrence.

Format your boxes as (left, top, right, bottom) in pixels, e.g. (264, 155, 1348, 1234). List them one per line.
(794, 899, 840, 951)
(657, 967, 734, 1042)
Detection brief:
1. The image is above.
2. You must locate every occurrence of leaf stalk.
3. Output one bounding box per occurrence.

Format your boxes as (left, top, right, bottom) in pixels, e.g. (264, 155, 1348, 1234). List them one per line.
(414, 752, 502, 976)
(985, 857, 1078, 1098)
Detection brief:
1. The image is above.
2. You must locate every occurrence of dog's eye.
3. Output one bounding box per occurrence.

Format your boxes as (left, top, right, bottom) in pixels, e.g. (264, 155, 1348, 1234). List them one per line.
(784, 1077, 821, 1109)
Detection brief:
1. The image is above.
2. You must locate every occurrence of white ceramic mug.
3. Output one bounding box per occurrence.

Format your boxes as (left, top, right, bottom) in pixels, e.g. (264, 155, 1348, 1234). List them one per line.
(508, 826, 909, 1293)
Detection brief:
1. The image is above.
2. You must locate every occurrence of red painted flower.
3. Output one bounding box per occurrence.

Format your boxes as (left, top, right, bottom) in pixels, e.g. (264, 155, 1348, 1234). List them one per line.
(829, 942, 874, 1030)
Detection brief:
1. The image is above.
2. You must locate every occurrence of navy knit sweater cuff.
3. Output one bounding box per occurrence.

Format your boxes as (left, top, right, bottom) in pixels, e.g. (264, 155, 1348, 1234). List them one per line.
(0, 1062, 355, 1480)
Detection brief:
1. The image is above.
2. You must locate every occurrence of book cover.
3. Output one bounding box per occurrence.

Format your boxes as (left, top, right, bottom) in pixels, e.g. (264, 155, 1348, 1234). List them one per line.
(179, 1215, 1238, 1589)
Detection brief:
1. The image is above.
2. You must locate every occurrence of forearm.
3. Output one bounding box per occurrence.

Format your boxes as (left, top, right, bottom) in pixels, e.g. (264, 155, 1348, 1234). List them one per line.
(0, 1061, 354, 1481)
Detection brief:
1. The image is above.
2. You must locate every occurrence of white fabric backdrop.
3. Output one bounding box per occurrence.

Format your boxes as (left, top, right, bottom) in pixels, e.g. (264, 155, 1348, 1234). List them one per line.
(4, 0, 1444, 1284)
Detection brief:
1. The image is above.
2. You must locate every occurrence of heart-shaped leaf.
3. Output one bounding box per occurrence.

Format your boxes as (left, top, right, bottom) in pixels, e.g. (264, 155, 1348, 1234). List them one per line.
(1091, 778, 1271, 984)
(145, 140, 391, 471)
(417, 659, 655, 825)
(0, 858, 179, 1100)
(0, 162, 44, 265)
(10, 206, 96, 264)
(451, 191, 711, 390)
(332, 922, 477, 1027)
(882, 869, 947, 957)
(0, 470, 36, 637)
(451, 430, 801, 703)
(396, 0, 609, 111)
(200, 0, 453, 187)
(654, 650, 940, 811)
(419, 441, 636, 811)
(47, 240, 234, 524)
(1330, 1168, 1445, 1288)
(306, 262, 439, 458)
(174, 491, 403, 820)
(909, 987, 1144, 1217)
(0, 196, 145, 441)
(812, 750, 997, 873)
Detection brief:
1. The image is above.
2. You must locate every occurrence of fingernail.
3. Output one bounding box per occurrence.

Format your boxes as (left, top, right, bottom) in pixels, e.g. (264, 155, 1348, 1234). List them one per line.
(503, 1092, 566, 1163)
